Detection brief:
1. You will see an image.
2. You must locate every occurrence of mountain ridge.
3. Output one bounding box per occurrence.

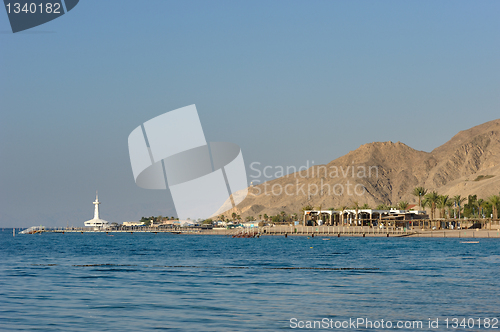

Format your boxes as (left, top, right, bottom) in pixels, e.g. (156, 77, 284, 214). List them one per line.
(224, 119, 500, 219)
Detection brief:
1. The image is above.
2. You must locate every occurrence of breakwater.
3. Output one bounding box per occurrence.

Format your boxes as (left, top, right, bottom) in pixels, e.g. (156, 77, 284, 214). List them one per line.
(18, 224, 500, 238)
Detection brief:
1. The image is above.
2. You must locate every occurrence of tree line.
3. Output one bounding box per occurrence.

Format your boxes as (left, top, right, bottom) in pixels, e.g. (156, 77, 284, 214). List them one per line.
(411, 187, 499, 220)
(139, 215, 179, 226)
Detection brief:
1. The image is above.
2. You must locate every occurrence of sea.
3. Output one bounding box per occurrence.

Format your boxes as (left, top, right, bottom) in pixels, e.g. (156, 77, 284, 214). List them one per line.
(1, 230, 499, 331)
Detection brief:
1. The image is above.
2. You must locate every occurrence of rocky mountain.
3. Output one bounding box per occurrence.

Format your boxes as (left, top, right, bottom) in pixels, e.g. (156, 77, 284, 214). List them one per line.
(224, 119, 500, 219)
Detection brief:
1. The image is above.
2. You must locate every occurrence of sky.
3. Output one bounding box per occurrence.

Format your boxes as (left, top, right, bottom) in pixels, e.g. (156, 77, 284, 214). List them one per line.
(1, 0, 499, 227)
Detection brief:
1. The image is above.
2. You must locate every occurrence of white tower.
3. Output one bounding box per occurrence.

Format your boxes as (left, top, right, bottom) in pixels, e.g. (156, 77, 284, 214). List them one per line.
(84, 191, 110, 228)
(93, 191, 100, 219)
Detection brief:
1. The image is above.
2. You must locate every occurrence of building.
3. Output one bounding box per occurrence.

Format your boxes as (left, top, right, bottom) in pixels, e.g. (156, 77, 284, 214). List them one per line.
(303, 208, 428, 226)
(84, 192, 110, 229)
(122, 221, 145, 227)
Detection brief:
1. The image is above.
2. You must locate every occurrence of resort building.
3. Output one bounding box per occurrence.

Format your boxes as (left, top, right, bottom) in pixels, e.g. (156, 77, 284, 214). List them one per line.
(303, 208, 428, 227)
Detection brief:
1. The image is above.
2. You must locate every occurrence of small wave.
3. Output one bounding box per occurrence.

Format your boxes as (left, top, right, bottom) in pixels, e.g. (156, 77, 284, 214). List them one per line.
(30, 264, 58, 266)
(63, 263, 381, 272)
(73, 264, 138, 267)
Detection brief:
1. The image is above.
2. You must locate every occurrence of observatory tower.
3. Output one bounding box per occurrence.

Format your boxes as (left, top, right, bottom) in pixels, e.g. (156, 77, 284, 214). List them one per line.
(84, 191, 110, 228)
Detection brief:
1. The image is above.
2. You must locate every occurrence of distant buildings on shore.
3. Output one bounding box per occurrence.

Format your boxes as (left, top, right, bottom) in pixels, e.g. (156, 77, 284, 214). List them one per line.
(82, 194, 426, 230)
(303, 208, 429, 227)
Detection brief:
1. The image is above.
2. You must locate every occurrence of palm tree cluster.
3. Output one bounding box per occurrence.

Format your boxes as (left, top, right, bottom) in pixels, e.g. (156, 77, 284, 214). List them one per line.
(139, 215, 178, 226)
(418, 188, 499, 220)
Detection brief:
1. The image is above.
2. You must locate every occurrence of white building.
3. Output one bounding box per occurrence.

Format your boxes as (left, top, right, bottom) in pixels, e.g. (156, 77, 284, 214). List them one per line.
(84, 192, 110, 228)
(122, 221, 145, 227)
(303, 208, 427, 226)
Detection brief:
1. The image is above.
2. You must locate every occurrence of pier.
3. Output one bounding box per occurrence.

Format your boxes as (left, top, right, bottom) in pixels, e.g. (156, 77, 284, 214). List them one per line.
(21, 226, 211, 235)
(259, 225, 500, 238)
(18, 220, 500, 238)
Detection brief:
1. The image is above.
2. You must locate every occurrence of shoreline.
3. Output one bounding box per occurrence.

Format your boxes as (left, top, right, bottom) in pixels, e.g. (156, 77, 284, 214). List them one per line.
(15, 226, 500, 238)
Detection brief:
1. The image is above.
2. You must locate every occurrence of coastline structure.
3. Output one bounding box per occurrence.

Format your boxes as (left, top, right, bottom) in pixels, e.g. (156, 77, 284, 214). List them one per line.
(17, 222, 500, 238)
(84, 192, 109, 229)
(303, 209, 428, 227)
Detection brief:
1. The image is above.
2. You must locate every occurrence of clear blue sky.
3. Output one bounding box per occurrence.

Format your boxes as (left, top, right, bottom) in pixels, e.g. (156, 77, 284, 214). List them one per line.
(1, 0, 499, 227)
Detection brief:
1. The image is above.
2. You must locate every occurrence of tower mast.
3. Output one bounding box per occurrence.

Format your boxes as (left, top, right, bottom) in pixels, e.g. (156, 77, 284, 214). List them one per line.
(93, 190, 100, 220)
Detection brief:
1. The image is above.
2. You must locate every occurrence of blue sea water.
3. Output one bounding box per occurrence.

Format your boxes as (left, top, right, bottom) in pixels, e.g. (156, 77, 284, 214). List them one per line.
(1, 230, 499, 331)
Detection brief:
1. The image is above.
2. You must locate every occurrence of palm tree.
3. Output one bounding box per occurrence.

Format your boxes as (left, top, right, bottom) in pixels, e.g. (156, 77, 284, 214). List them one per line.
(231, 212, 237, 221)
(478, 199, 484, 218)
(453, 195, 466, 219)
(436, 195, 449, 218)
(423, 191, 439, 220)
(464, 194, 478, 217)
(353, 201, 359, 226)
(413, 187, 428, 209)
(263, 214, 268, 222)
(445, 199, 453, 218)
(398, 201, 409, 211)
(488, 195, 500, 219)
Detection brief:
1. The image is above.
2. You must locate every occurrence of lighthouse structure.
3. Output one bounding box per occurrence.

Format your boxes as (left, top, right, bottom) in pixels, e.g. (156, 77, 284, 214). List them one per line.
(84, 191, 110, 229)
(93, 192, 101, 219)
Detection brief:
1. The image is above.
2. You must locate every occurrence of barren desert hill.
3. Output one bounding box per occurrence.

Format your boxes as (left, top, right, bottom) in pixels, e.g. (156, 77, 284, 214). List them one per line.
(425, 119, 500, 188)
(223, 119, 500, 220)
